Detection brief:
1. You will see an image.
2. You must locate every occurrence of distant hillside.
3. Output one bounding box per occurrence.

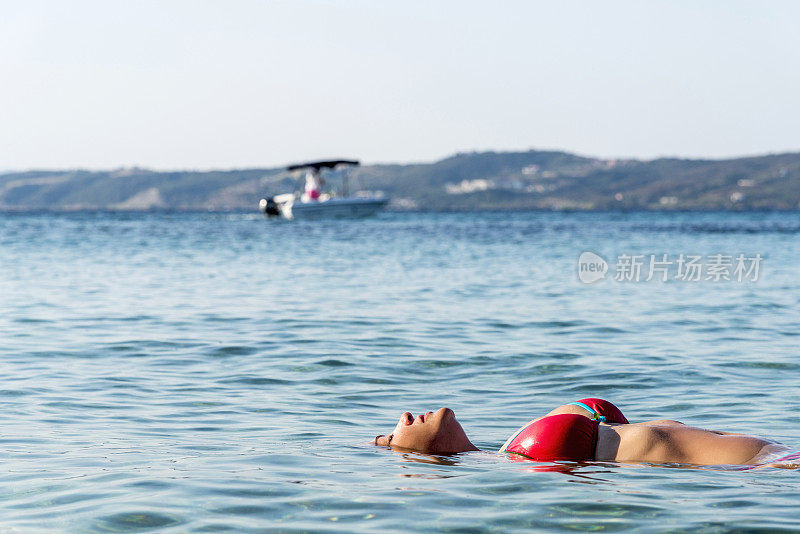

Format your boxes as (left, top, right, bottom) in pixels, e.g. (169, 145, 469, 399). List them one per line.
(2, 150, 799, 211)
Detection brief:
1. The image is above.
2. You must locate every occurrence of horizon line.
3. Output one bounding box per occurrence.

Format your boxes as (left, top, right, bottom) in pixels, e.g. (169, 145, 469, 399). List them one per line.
(2, 146, 800, 174)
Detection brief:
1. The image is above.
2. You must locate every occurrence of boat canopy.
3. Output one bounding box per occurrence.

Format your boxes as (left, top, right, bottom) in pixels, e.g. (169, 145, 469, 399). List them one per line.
(287, 160, 359, 172)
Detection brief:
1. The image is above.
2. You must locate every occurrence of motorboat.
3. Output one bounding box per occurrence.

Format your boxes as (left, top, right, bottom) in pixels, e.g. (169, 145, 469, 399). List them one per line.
(259, 160, 388, 220)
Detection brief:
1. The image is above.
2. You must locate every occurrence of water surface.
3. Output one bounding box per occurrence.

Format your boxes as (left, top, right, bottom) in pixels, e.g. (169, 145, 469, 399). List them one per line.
(1, 211, 799, 532)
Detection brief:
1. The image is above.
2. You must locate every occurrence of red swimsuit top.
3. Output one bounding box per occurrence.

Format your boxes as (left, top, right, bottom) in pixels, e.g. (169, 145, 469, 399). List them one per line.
(500, 398, 628, 461)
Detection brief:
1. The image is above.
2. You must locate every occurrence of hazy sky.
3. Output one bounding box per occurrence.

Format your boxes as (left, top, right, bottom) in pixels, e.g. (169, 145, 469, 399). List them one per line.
(2, 1, 799, 169)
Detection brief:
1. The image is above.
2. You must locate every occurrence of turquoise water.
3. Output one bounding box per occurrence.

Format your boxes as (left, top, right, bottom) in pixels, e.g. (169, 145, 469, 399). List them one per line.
(1, 211, 799, 532)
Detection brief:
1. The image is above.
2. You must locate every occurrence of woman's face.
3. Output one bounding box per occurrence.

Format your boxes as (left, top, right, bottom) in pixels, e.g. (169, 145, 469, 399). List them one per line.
(374, 407, 477, 454)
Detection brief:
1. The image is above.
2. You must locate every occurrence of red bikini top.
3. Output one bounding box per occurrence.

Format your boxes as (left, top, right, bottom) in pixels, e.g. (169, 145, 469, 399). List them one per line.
(500, 398, 628, 461)
(501, 414, 599, 461)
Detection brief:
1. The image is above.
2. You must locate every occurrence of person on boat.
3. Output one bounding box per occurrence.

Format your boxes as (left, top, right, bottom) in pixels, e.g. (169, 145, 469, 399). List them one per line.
(373, 399, 799, 468)
(304, 169, 323, 201)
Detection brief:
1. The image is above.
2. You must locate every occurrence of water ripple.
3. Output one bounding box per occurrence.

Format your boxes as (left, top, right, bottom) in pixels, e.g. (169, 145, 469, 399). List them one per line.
(1, 211, 799, 531)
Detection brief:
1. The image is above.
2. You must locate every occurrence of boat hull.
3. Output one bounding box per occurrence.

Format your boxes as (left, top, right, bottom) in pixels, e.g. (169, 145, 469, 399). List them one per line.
(280, 197, 388, 220)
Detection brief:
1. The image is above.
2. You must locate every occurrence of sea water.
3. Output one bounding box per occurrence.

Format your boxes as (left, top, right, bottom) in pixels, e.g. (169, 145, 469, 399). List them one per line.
(0, 211, 798, 532)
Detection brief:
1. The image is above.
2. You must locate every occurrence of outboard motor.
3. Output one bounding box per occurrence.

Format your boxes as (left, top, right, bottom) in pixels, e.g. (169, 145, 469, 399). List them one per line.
(258, 197, 281, 217)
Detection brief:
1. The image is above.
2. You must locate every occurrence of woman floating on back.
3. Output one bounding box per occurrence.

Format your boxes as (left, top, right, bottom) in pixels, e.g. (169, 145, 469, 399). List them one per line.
(373, 399, 799, 468)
